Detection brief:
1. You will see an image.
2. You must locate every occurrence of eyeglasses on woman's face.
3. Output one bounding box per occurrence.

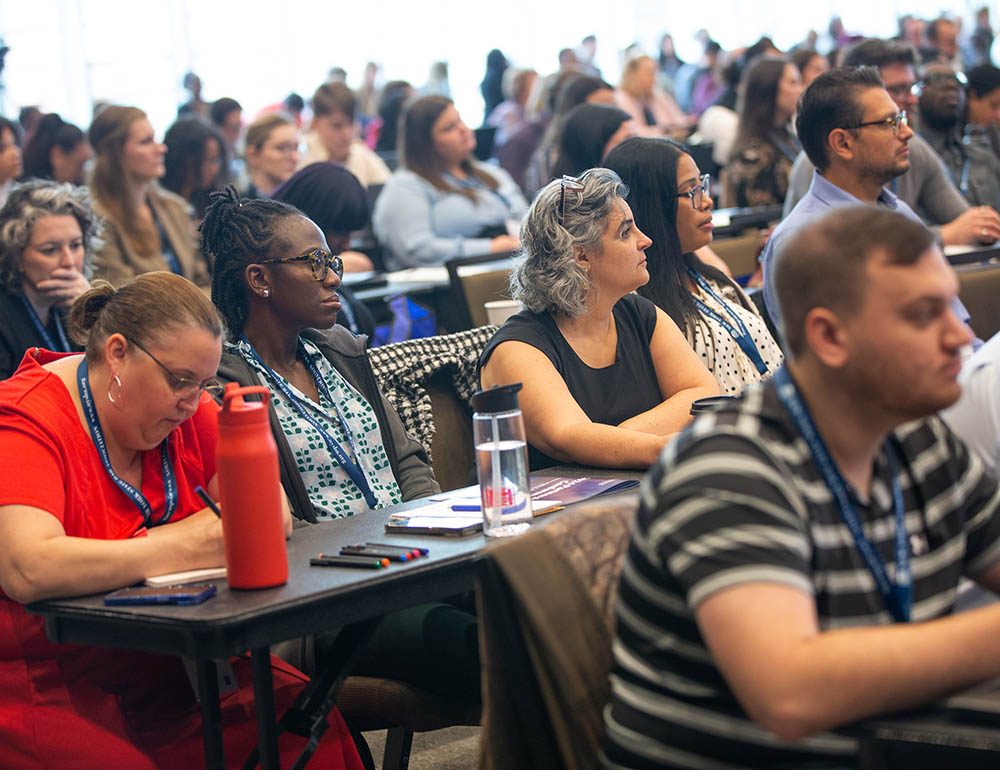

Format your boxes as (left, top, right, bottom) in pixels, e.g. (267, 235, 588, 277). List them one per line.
(259, 248, 344, 282)
(670, 174, 712, 209)
(127, 337, 224, 400)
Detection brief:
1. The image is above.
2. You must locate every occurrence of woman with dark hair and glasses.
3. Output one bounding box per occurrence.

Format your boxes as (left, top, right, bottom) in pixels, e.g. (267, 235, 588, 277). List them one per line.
(604, 136, 783, 394)
(480, 168, 718, 470)
(203, 186, 437, 520)
(372, 95, 527, 269)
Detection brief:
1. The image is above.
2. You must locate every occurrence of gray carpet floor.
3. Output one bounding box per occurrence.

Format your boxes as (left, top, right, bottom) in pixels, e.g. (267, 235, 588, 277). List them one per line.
(361, 726, 480, 770)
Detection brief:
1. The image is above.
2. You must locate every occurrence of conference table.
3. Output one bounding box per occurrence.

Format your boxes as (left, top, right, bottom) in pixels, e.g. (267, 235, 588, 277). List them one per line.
(27, 467, 642, 770)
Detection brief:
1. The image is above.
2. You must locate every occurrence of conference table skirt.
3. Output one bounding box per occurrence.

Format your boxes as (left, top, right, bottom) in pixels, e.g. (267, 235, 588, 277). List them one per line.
(0, 644, 364, 770)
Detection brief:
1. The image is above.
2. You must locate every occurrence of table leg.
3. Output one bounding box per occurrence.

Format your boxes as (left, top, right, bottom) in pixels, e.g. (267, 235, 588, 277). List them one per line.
(195, 658, 225, 770)
(253, 647, 280, 770)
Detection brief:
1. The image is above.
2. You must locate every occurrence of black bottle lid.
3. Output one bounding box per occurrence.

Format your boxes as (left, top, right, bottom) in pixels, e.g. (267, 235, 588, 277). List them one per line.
(472, 383, 523, 414)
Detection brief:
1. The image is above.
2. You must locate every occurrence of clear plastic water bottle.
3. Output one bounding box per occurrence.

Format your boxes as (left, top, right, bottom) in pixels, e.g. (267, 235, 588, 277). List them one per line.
(472, 384, 533, 537)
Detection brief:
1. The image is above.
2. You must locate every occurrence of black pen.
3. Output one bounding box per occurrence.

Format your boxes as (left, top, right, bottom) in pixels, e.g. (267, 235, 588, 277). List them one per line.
(194, 485, 222, 518)
(340, 545, 411, 562)
(366, 542, 430, 557)
(311, 554, 389, 569)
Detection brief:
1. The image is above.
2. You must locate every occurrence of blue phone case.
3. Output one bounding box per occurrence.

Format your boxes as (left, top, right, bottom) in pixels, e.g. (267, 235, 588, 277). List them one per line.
(103, 584, 217, 606)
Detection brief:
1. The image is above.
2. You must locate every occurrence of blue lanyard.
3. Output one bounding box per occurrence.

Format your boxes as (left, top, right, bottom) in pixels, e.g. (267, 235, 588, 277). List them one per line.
(238, 337, 379, 509)
(20, 295, 70, 352)
(444, 171, 511, 209)
(76, 358, 178, 527)
(687, 268, 769, 375)
(773, 367, 911, 623)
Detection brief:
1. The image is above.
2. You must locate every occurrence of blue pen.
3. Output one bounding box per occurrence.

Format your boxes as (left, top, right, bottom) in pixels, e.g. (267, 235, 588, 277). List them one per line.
(451, 503, 482, 512)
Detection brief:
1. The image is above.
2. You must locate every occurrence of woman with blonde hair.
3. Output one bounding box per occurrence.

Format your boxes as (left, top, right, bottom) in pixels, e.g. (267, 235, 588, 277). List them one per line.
(88, 105, 210, 288)
(615, 55, 695, 138)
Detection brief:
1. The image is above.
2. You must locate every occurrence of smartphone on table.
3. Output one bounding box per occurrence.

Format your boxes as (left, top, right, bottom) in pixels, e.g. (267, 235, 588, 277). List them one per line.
(103, 584, 217, 606)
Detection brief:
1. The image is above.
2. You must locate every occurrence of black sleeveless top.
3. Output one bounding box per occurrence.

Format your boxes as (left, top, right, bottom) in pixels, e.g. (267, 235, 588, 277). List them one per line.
(479, 294, 663, 469)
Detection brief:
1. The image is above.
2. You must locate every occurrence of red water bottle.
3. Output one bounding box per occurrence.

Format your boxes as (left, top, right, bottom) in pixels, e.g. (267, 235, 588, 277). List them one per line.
(216, 383, 288, 589)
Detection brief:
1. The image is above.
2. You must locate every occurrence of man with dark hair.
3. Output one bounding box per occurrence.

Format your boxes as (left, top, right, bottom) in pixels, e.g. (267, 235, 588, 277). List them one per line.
(605, 205, 1000, 770)
(784, 37, 1000, 247)
(917, 65, 1000, 210)
(966, 64, 1000, 157)
(762, 67, 978, 343)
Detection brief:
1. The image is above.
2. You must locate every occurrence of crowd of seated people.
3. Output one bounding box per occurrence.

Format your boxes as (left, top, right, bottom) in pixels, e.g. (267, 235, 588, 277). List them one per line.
(2, 14, 1000, 767)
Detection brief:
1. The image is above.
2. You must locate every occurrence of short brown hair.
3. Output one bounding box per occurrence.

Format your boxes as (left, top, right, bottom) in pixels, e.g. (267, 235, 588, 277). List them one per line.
(245, 113, 294, 151)
(773, 207, 934, 356)
(68, 272, 223, 360)
(311, 82, 356, 120)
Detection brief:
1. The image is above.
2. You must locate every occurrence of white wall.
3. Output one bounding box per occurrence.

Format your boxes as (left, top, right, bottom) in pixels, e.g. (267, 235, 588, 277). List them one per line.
(0, 0, 993, 135)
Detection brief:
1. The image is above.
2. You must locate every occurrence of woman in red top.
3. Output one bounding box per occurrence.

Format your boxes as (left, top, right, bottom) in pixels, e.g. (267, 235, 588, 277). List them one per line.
(0, 272, 362, 769)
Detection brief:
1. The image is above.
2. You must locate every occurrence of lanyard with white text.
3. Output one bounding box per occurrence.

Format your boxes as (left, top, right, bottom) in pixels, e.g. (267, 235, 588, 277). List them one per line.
(773, 367, 911, 622)
(687, 268, 769, 375)
(20, 295, 70, 352)
(239, 338, 378, 509)
(76, 358, 178, 527)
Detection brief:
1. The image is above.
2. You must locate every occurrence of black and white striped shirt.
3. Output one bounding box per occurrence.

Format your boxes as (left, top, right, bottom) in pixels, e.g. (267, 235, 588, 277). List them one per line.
(604, 380, 1000, 770)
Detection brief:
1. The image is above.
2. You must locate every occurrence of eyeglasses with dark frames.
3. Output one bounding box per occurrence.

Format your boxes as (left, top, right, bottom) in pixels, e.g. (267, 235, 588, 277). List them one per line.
(127, 337, 225, 400)
(557, 175, 585, 225)
(259, 248, 344, 282)
(844, 111, 909, 135)
(669, 174, 712, 209)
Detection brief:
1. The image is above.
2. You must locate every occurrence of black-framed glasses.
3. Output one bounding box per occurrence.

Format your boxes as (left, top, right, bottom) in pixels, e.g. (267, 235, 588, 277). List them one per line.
(260, 248, 344, 282)
(127, 337, 225, 400)
(669, 174, 712, 209)
(844, 111, 909, 135)
(558, 175, 585, 225)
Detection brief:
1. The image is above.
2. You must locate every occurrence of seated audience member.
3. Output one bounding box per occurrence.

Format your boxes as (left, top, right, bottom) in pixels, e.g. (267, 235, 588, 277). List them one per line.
(372, 95, 526, 269)
(760, 67, 976, 342)
(88, 106, 211, 289)
(372, 80, 414, 155)
(917, 65, 1000, 210)
(0, 117, 23, 207)
(724, 57, 803, 208)
(269, 165, 377, 334)
(480, 49, 509, 124)
(242, 113, 300, 199)
(21, 114, 91, 185)
(162, 117, 226, 220)
(688, 40, 726, 117)
(605, 206, 1000, 770)
(203, 190, 480, 698)
(790, 47, 831, 88)
(204, 187, 437, 518)
(0, 271, 364, 770)
(694, 58, 743, 168)
(479, 168, 718, 470)
(300, 81, 390, 187)
(486, 67, 538, 149)
(965, 64, 1000, 157)
(549, 103, 635, 180)
(209, 97, 244, 180)
(0, 180, 95, 377)
(272, 163, 374, 273)
(520, 72, 615, 195)
(783, 38, 1000, 247)
(605, 137, 783, 393)
(943, 330, 1000, 474)
(615, 55, 695, 138)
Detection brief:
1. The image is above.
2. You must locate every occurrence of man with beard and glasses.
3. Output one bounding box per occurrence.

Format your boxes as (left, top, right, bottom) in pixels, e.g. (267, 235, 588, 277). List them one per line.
(605, 205, 1000, 770)
(916, 65, 1000, 210)
(760, 66, 978, 346)
(784, 38, 1000, 248)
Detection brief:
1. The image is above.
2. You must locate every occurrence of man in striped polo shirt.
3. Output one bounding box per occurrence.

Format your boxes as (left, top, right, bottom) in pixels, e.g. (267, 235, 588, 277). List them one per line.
(605, 206, 1000, 770)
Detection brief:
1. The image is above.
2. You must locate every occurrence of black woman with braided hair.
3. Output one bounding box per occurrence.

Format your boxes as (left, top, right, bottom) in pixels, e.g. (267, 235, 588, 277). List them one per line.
(204, 186, 480, 702)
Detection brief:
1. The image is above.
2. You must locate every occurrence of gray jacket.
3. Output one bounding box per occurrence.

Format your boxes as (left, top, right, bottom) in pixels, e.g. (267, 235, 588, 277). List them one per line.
(217, 326, 439, 522)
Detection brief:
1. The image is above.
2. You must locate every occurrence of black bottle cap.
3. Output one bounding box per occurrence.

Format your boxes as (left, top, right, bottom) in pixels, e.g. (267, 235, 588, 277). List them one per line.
(473, 383, 523, 413)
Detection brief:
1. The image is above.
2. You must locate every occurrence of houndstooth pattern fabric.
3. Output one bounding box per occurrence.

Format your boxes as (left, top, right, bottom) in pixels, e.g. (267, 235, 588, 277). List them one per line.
(368, 325, 498, 459)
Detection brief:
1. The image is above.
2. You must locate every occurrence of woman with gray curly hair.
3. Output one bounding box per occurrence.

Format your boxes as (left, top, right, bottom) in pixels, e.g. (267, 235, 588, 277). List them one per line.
(0, 179, 99, 377)
(479, 167, 718, 469)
